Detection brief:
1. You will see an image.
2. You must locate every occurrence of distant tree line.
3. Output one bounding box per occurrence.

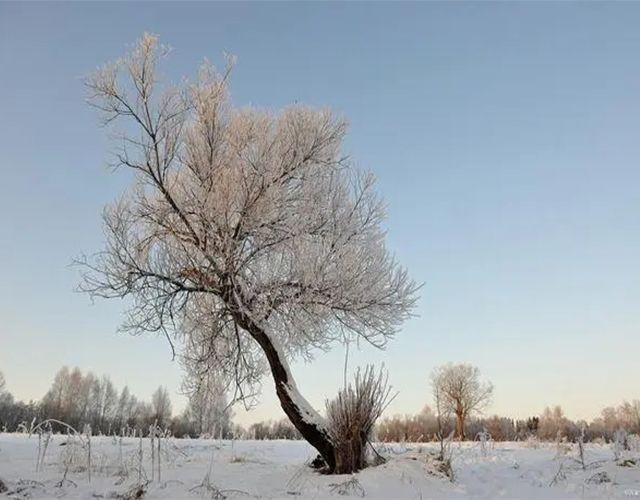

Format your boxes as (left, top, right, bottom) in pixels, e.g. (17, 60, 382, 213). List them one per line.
(375, 362, 640, 443)
(376, 402, 640, 443)
(1, 368, 637, 443)
(0, 367, 304, 440)
(0, 368, 301, 440)
(243, 363, 639, 446)
(0, 368, 232, 438)
(243, 418, 303, 440)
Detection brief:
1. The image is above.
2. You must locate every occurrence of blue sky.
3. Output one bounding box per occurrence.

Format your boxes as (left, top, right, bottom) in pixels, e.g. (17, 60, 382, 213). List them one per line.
(0, 2, 639, 425)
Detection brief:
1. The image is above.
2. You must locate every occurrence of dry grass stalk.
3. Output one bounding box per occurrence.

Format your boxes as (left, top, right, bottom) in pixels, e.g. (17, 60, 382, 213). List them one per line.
(326, 365, 394, 474)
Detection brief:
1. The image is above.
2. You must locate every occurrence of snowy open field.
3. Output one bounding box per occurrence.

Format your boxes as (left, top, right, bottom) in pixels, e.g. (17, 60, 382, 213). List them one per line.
(1, 434, 640, 499)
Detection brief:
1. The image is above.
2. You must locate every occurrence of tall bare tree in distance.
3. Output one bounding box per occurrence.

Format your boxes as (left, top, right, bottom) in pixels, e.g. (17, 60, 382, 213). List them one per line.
(79, 33, 418, 472)
(181, 361, 232, 438)
(431, 363, 493, 440)
(151, 386, 172, 427)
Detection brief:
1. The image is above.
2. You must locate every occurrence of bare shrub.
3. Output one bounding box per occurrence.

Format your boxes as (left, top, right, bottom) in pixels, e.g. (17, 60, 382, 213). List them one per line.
(5, 480, 46, 497)
(586, 471, 611, 484)
(114, 482, 148, 499)
(329, 477, 365, 497)
(58, 433, 86, 482)
(189, 448, 249, 499)
(614, 428, 628, 459)
(325, 365, 394, 474)
(434, 453, 454, 481)
(549, 462, 567, 486)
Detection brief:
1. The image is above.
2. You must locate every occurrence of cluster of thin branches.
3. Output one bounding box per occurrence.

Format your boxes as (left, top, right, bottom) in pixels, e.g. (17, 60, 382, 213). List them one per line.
(325, 365, 395, 473)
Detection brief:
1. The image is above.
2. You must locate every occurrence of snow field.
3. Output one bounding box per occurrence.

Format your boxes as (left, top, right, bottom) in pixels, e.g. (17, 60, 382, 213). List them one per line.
(1, 434, 639, 498)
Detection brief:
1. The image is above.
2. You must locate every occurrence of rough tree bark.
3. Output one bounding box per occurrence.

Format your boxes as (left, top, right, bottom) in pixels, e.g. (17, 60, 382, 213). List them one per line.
(231, 305, 337, 471)
(254, 329, 336, 471)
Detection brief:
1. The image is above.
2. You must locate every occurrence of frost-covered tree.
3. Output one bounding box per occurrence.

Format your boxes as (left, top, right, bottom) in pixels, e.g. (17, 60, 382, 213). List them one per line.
(180, 324, 233, 438)
(77, 372, 95, 425)
(115, 386, 132, 429)
(89, 375, 118, 432)
(41, 366, 71, 421)
(377, 406, 443, 442)
(181, 368, 232, 438)
(0, 371, 12, 408)
(538, 405, 572, 440)
(431, 363, 493, 440)
(124, 394, 140, 428)
(79, 33, 418, 472)
(151, 386, 173, 426)
(66, 367, 87, 427)
(619, 400, 640, 435)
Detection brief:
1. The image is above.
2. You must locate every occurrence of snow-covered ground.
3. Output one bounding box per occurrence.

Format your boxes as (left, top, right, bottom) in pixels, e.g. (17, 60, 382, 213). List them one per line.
(1, 433, 639, 499)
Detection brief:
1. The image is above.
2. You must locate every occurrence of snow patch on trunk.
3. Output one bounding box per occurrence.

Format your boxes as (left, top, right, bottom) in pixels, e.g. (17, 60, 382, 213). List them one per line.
(267, 328, 328, 429)
(233, 287, 329, 431)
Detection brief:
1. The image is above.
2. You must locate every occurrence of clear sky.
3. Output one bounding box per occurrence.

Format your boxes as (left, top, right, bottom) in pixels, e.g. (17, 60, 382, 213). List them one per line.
(1, 2, 639, 426)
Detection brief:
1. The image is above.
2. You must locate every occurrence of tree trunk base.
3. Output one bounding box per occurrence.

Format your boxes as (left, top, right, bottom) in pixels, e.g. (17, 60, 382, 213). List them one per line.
(332, 434, 368, 474)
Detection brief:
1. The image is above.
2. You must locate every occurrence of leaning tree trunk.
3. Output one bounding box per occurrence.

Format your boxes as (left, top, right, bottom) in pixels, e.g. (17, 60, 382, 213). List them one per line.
(231, 308, 337, 472)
